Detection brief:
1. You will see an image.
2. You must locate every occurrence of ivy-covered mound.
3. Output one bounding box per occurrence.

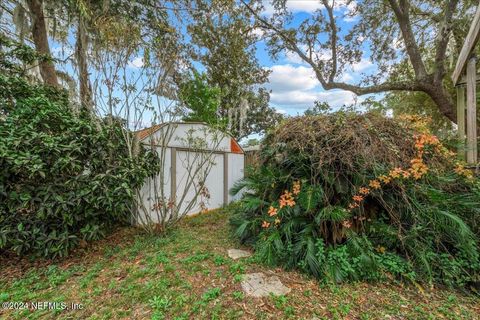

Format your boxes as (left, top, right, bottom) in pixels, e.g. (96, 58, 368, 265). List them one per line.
(0, 37, 158, 258)
(231, 113, 480, 287)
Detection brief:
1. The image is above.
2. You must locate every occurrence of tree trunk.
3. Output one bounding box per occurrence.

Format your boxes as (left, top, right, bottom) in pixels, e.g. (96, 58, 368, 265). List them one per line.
(75, 15, 93, 112)
(424, 85, 457, 123)
(26, 0, 58, 87)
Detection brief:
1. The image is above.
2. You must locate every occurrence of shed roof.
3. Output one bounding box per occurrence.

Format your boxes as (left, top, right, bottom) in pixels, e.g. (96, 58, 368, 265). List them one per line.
(134, 122, 244, 154)
(135, 124, 164, 141)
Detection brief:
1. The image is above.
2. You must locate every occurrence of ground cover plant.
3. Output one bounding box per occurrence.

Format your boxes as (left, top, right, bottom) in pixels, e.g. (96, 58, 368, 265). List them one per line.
(230, 113, 480, 288)
(1, 210, 479, 319)
(0, 37, 158, 258)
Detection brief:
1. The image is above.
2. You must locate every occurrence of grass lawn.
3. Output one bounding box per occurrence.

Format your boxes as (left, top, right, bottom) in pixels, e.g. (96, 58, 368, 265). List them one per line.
(1, 209, 479, 319)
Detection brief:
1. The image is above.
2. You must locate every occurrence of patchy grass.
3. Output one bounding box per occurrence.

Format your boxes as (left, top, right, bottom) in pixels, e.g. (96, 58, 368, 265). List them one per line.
(1, 209, 479, 319)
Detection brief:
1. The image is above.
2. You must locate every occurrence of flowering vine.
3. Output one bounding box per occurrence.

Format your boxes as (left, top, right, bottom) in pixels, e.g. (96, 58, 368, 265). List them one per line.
(345, 131, 474, 226)
(262, 180, 301, 228)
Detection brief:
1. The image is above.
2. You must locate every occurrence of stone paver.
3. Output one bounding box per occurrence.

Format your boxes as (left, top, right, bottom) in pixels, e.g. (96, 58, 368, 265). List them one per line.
(227, 249, 251, 259)
(241, 272, 291, 298)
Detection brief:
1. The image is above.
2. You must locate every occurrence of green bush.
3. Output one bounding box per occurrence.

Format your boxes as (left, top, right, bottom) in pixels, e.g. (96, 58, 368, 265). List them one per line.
(230, 114, 480, 287)
(0, 37, 158, 257)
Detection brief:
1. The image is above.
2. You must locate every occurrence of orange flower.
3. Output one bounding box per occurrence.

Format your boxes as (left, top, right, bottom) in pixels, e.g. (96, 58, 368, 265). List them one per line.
(411, 172, 422, 180)
(389, 167, 403, 179)
(414, 133, 439, 150)
(268, 206, 278, 216)
(454, 163, 464, 175)
(378, 175, 391, 184)
(411, 158, 422, 164)
(292, 180, 301, 195)
(279, 190, 296, 208)
(342, 220, 352, 228)
(348, 203, 359, 210)
(359, 187, 370, 195)
(454, 163, 474, 179)
(353, 195, 364, 202)
(401, 170, 411, 178)
(262, 221, 270, 228)
(409, 158, 428, 179)
(369, 180, 381, 189)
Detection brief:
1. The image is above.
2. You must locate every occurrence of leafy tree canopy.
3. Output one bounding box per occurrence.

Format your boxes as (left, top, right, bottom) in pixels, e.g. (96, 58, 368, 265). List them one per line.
(187, 0, 282, 139)
(179, 71, 223, 126)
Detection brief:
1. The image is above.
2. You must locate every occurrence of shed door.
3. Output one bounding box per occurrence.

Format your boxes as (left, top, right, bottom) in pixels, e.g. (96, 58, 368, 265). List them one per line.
(175, 151, 224, 215)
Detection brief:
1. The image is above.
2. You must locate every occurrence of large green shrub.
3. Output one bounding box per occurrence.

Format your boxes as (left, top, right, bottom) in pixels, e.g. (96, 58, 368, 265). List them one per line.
(0, 37, 158, 257)
(231, 113, 480, 287)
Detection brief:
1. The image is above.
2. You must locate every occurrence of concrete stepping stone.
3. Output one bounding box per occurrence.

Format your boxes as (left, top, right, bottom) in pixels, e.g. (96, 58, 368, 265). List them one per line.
(241, 272, 291, 298)
(227, 249, 251, 259)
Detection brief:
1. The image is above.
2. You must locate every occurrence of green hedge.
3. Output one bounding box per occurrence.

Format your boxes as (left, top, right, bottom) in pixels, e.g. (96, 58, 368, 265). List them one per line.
(0, 37, 158, 258)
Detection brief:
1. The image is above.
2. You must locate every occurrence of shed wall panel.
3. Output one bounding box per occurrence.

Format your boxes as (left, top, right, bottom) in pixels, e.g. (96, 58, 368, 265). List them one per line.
(136, 148, 172, 224)
(228, 153, 245, 202)
(175, 151, 224, 215)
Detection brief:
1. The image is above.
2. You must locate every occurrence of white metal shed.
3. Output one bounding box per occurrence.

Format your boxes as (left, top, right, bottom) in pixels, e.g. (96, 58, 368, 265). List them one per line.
(135, 122, 244, 224)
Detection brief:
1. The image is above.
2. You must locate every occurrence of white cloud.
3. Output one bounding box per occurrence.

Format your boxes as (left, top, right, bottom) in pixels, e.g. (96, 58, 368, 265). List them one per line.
(286, 0, 323, 12)
(263, 0, 358, 16)
(339, 72, 354, 82)
(266, 64, 318, 92)
(263, 0, 323, 15)
(250, 27, 265, 38)
(351, 58, 373, 72)
(271, 89, 356, 107)
(339, 0, 358, 21)
(128, 57, 144, 68)
(285, 50, 306, 64)
(266, 63, 361, 108)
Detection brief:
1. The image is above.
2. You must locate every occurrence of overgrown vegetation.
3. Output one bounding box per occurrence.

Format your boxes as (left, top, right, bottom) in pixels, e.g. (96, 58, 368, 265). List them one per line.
(1, 210, 479, 319)
(231, 113, 480, 288)
(0, 37, 158, 258)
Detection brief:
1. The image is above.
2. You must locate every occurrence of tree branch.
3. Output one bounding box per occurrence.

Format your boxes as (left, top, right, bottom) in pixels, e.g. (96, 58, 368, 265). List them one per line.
(321, 0, 337, 82)
(433, 0, 458, 83)
(322, 79, 423, 95)
(388, 0, 427, 79)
